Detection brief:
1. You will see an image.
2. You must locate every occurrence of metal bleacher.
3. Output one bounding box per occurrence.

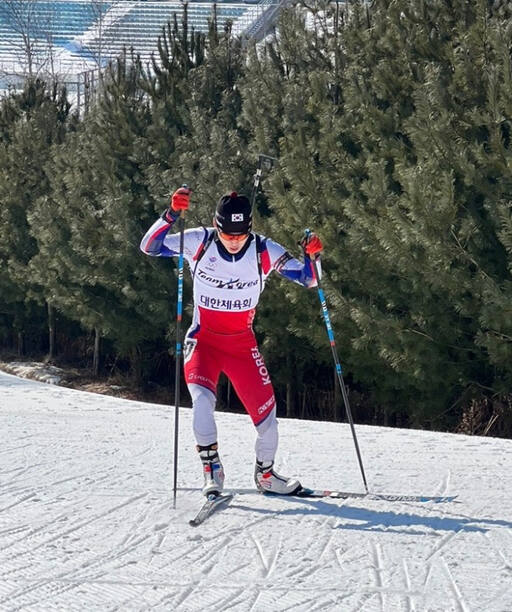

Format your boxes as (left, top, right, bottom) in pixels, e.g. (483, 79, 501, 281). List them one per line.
(76, 2, 257, 62)
(0, 0, 270, 80)
(0, 1, 109, 75)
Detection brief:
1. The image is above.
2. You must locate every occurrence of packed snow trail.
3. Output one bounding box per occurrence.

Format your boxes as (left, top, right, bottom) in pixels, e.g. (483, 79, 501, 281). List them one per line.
(0, 370, 511, 611)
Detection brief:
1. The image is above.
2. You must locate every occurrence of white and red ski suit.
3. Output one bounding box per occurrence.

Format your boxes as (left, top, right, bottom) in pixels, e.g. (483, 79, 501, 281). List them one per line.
(140, 215, 321, 461)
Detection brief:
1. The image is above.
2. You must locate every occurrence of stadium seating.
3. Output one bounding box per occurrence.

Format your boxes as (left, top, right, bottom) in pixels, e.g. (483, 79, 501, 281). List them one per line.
(0, 0, 269, 80)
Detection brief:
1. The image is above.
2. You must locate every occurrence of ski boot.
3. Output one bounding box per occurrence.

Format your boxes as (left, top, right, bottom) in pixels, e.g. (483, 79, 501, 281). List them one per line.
(254, 460, 301, 495)
(197, 443, 225, 497)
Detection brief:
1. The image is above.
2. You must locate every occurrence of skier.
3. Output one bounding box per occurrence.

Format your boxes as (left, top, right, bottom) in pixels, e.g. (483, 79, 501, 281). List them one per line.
(140, 187, 323, 497)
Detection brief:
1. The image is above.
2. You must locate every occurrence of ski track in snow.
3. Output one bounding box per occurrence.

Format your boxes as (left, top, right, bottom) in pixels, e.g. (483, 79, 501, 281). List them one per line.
(1, 371, 512, 611)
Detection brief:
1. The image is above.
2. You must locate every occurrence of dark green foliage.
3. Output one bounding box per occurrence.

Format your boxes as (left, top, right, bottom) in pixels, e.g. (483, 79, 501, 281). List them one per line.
(30, 54, 178, 379)
(240, 0, 512, 432)
(1, 1, 511, 435)
(0, 80, 73, 353)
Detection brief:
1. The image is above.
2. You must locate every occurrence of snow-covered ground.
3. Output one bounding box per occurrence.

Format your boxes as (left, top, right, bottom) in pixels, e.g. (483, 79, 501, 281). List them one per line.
(0, 370, 511, 611)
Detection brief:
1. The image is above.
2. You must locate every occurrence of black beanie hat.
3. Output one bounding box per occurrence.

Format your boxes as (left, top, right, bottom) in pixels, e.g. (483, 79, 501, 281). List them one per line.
(215, 192, 252, 235)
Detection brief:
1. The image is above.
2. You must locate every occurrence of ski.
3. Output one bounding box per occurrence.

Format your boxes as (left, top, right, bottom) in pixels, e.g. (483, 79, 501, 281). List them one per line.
(189, 493, 234, 527)
(292, 487, 456, 503)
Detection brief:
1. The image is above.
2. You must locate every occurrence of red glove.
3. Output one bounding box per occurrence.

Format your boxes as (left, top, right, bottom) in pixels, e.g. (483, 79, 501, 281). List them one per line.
(170, 186, 191, 211)
(301, 232, 323, 256)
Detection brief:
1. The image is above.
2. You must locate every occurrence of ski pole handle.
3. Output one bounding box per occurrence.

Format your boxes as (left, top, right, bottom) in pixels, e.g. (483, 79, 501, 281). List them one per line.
(302, 228, 321, 272)
(179, 183, 189, 219)
(250, 154, 277, 209)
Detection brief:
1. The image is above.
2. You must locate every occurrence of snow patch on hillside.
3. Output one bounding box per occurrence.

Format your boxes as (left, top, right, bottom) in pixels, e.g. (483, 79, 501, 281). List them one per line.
(0, 360, 65, 384)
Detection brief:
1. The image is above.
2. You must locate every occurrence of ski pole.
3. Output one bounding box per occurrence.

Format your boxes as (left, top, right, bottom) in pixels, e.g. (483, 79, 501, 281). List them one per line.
(250, 153, 277, 209)
(172, 186, 188, 509)
(305, 230, 369, 493)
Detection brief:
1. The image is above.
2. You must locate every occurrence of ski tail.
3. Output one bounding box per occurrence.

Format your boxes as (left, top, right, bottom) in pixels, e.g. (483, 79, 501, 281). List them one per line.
(296, 487, 457, 503)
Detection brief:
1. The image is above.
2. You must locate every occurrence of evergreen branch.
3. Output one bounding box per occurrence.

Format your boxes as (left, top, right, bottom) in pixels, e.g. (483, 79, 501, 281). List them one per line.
(449, 228, 492, 282)
(465, 380, 500, 394)
(403, 328, 435, 342)
(485, 330, 512, 343)
(404, 328, 478, 353)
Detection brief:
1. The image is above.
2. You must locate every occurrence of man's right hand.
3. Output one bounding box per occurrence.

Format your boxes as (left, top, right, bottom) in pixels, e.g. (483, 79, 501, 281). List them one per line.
(170, 186, 191, 211)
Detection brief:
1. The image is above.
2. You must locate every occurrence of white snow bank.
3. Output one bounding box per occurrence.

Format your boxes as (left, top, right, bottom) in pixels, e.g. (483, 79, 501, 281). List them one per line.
(0, 360, 65, 384)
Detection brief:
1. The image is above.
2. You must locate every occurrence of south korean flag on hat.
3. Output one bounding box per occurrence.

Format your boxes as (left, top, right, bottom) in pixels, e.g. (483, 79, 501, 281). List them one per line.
(215, 192, 252, 235)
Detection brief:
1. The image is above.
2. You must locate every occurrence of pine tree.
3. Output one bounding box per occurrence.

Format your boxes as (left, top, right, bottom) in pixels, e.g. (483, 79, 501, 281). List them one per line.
(177, 19, 250, 224)
(142, 9, 207, 199)
(240, 7, 340, 418)
(239, 0, 512, 430)
(29, 55, 176, 379)
(0, 80, 72, 356)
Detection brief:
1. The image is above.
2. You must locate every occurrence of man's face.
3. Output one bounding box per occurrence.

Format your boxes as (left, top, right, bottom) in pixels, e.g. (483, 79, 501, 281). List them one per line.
(214, 220, 249, 254)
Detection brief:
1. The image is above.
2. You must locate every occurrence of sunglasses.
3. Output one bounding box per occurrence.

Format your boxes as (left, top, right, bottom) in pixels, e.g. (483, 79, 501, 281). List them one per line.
(218, 230, 249, 242)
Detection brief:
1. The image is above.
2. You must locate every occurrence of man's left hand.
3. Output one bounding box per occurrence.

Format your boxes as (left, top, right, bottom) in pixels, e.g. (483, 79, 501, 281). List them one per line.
(301, 232, 323, 255)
